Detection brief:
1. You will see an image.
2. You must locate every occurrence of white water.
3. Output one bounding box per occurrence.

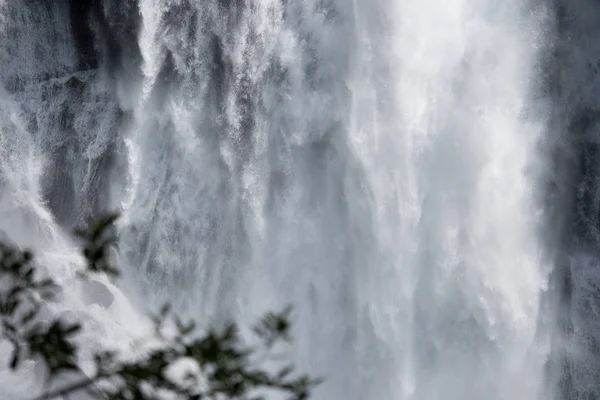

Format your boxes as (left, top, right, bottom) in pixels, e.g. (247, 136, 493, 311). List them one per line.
(0, 1, 559, 399)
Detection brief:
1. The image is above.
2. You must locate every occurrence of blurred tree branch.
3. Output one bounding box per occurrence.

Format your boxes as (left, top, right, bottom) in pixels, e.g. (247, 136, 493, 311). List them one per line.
(0, 214, 321, 400)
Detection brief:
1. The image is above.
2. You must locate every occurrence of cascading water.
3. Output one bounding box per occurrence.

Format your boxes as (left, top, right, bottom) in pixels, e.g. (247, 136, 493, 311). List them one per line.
(0, 0, 594, 399)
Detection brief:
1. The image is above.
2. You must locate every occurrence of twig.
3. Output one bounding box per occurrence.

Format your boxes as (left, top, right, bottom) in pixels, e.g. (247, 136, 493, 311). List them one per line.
(31, 376, 100, 400)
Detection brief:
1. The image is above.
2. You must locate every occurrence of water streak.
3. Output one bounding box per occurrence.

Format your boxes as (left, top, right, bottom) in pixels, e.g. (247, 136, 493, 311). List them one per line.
(0, 1, 559, 399)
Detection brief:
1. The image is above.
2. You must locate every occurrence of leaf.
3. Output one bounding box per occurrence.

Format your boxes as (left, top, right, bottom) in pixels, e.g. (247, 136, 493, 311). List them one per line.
(63, 323, 82, 336)
(37, 278, 57, 288)
(10, 347, 20, 370)
(73, 228, 88, 239)
(0, 214, 323, 400)
(3, 321, 17, 334)
(90, 213, 119, 241)
(20, 309, 37, 325)
(8, 285, 23, 298)
(23, 267, 34, 281)
(160, 303, 171, 317)
(4, 299, 19, 316)
(278, 365, 294, 379)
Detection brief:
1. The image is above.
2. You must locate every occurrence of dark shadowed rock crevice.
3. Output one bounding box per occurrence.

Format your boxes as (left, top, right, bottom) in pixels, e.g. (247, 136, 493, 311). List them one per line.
(68, 0, 99, 70)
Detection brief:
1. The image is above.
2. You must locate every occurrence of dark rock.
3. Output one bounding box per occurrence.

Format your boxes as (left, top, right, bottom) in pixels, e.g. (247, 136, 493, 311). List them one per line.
(68, 0, 99, 70)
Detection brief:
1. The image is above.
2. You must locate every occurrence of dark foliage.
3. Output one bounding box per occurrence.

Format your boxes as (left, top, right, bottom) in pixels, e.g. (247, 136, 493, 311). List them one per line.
(0, 215, 320, 400)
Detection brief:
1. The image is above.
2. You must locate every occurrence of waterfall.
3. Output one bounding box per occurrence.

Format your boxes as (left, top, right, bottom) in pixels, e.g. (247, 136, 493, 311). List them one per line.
(0, 0, 594, 399)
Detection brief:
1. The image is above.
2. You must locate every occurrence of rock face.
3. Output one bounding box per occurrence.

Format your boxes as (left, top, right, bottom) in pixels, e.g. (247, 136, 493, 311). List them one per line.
(68, 0, 98, 70)
(548, 1, 600, 398)
(67, 0, 142, 74)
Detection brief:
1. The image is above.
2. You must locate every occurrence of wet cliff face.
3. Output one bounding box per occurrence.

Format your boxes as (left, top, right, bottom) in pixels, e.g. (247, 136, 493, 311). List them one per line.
(67, 0, 141, 75)
(4, 1, 600, 398)
(68, 0, 98, 70)
(0, 1, 134, 228)
(548, 0, 600, 244)
(546, 1, 600, 398)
